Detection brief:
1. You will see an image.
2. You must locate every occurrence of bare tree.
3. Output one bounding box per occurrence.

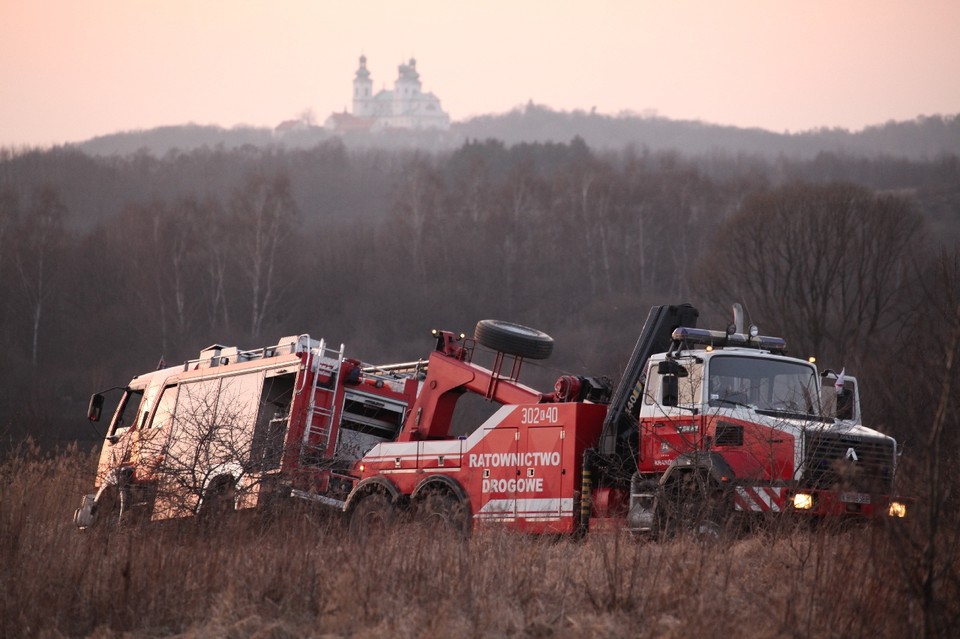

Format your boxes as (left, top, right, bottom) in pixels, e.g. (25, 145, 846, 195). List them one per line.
(880, 248, 960, 638)
(144, 199, 200, 353)
(391, 154, 444, 289)
(13, 186, 66, 367)
(231, 172, 298, 338)
(692, 182, 925, 368)
(0, 188, 16, 272)
(0, 189, 17, 335)
(195, 197, 232, 331)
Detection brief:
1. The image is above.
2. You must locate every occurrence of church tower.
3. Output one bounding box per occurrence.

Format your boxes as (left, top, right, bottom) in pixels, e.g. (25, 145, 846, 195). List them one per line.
(395, 58, 421, 94)
(352, 55, 373, 117)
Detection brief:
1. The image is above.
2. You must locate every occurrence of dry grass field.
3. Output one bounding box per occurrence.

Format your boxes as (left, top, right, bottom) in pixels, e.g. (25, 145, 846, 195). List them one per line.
(1, 444, 956, 639)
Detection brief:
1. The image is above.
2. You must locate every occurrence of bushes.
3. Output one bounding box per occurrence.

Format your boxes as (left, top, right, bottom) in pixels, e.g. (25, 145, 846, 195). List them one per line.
(1, 446, 956, 637)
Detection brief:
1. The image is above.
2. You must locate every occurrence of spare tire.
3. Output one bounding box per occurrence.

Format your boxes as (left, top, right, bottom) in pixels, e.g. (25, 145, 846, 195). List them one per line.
(474, 319, 554, 360)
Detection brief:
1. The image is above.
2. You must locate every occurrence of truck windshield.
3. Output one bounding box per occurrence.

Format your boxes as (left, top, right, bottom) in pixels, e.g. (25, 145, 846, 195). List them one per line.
(707, 355, 819, 416)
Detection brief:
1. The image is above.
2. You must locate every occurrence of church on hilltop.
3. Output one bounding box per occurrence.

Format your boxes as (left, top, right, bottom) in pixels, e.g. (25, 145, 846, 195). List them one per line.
(325, 55, 451, 132)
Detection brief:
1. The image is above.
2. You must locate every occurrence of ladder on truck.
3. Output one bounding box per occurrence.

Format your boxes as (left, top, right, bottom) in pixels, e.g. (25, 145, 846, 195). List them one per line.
(295, 336, 345, 462)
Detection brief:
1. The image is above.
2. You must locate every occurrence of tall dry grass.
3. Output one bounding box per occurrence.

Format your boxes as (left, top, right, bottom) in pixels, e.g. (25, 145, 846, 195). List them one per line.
(1, 445, 956, 638)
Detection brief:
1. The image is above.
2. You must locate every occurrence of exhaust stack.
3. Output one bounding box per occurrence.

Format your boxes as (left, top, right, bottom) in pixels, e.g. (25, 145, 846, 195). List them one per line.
(731, 302, 745, 335)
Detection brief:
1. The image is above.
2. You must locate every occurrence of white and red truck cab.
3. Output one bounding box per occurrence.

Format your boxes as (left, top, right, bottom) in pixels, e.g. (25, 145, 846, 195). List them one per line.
(626, 335, 903, 534)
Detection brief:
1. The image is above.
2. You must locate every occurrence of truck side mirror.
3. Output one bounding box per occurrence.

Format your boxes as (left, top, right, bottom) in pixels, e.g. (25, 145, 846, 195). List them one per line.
(87, 394, 104, 422)
(658, 360, 688, 377)
(836, 388, 854, 421)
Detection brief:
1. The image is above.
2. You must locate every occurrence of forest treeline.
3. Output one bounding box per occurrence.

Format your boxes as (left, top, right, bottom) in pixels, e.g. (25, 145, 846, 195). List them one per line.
(72, 106, 960, 160)
(0, 137, 959, 490)
(459, 105, 960, 159)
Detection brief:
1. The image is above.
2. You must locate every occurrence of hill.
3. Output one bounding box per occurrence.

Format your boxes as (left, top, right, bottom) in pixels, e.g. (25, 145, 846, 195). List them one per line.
(72, 104, 960, 160)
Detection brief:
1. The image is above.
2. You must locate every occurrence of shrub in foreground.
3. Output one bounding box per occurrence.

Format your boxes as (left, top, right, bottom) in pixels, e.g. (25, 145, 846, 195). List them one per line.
(0, 446, 955, 638)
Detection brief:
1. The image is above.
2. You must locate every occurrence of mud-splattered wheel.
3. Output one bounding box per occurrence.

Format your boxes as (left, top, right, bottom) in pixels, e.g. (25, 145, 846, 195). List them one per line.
(200, 476, 237, 520)
(659, 471, 731, 542)
(474, 320, 554, 360)
(88, 488, 124, 529)
(416, 490, 470, 537)
(348, 492, 396, 539)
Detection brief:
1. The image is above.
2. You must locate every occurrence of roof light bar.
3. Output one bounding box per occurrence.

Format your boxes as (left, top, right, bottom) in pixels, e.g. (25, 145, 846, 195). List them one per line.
(671, 327, 787, 353)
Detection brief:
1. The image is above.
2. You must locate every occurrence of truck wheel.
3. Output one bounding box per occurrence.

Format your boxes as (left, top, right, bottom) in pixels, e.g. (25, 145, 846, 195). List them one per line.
(695, 485, 733, 543)
(416, 489, 470, 537)
(694, 520, 723, 542)
(474, 320, 554, 360)
(89, 488, 123, 530)
(659, 472, 729, 542)
(200, 476, 237, 520)
(348, 492, 396, 538)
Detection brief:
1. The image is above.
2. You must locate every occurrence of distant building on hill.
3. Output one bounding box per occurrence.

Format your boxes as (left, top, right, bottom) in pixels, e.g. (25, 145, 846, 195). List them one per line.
(325, 55, 451, 132)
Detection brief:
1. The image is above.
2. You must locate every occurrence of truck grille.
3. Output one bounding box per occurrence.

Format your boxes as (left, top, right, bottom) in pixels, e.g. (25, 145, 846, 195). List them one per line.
(801, 432, 895, 493)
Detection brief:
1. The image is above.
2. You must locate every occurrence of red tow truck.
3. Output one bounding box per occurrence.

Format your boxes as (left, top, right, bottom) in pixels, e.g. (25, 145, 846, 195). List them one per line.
(345, 304, 907, 535)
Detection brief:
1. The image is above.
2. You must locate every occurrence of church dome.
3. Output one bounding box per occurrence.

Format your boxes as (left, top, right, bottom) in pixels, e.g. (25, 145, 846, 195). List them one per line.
(355, 55, 370, 80)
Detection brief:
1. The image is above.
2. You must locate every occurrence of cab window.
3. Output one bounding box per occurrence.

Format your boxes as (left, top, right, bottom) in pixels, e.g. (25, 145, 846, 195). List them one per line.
(150, 385, 178, 429)
(108, 389, 144, 439)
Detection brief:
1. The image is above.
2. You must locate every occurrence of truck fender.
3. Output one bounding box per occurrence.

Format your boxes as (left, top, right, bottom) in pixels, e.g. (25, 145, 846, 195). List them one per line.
(658, 452, 736, 487)
(411, 474, 473, 535)
(198, 463, 244, 512)
(344, 476, 401, 513)
(74, 465, 134, 529)
(411, 474, 470, 507)
(656, 453, 738, 539)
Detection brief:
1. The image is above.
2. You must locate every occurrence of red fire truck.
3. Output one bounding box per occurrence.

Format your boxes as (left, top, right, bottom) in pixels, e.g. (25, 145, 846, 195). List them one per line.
(76, 304, 908, 535)
(75, 335, 425, 526)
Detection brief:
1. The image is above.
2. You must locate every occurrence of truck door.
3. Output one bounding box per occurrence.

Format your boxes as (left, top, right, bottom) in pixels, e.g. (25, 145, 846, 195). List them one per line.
(133, 383, 178, 480)
(473, 426, 518, 522)
(637, 361, 702, 473)
(120, 382, 161, 471)
(97, 386, 146, 474)
(250, 371, 296, 472)
(521, 426, 564, 521)
(155, 372, 264, 518)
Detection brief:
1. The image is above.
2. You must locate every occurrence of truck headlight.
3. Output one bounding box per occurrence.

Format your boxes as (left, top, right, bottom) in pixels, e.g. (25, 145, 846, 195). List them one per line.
(888, 501, 907, 518)
(793, 493, 814, 510)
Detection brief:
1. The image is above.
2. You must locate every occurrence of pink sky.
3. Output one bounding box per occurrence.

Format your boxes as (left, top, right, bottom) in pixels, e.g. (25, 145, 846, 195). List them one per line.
(1, 0, 958, 148)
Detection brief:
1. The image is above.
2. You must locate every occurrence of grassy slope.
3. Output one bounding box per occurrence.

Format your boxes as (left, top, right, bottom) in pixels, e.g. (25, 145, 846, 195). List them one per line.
(0, 446, 952, 638)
